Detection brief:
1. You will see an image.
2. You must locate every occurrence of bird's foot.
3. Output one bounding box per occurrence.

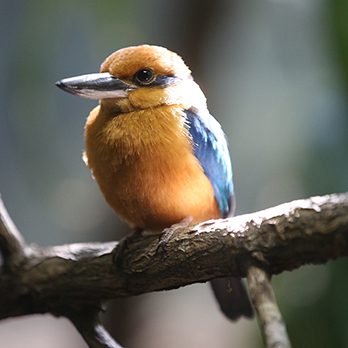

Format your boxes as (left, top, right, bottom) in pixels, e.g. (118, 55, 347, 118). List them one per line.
(156, 217, 193, 257)
(113, 229, 142, 267)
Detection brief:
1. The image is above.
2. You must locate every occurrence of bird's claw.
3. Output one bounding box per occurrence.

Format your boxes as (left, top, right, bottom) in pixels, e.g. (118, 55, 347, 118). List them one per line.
(113, 230, 142, 267)
(113, 237, 128, 268)
(156, 217, 193, 257)
(155, 228, 174, 257)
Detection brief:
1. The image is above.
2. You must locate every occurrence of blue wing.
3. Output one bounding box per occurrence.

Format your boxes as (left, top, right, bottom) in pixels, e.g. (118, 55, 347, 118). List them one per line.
(184, 109, 234, 217)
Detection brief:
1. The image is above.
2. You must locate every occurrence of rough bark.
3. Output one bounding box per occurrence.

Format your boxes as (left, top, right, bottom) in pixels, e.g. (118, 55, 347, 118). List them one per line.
(0, 192, 347, 347)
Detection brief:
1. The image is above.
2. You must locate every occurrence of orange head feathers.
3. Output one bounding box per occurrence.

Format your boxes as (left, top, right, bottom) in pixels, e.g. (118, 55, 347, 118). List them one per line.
(57, 45, 207, 114)
(100, 45, 191, 80)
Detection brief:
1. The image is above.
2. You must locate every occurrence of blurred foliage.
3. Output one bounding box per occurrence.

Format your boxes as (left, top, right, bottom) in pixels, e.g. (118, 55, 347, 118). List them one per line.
(329, 0, 348, 94)
(275, 2, 348, 348)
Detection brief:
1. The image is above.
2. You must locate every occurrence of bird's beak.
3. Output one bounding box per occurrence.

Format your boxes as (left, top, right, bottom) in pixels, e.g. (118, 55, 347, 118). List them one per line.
(55, 72, 135, 100)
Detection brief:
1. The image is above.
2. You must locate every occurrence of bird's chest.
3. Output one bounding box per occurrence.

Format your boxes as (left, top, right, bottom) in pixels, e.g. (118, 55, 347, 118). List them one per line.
(85, 106, 220, 229)
(92, 140, 215, 227)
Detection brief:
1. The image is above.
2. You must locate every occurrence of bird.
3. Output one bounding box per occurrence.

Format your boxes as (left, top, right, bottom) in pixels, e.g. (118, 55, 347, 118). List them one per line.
(56, 44, 253, 320)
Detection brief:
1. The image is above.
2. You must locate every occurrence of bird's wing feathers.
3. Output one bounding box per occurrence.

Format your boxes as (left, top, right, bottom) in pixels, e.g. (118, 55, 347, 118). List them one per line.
(184, 109, 234, 217)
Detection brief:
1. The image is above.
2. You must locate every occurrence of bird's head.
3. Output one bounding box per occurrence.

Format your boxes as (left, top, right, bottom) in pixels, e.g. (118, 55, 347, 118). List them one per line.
(56, 45, 207, 114)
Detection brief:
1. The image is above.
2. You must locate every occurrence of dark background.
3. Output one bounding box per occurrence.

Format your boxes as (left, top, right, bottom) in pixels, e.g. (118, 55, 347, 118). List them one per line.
(1, 1, 348, 347)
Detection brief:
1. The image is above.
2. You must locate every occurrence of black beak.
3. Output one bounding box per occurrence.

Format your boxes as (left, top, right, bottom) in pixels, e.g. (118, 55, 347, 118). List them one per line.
(56, 72, 135, 100)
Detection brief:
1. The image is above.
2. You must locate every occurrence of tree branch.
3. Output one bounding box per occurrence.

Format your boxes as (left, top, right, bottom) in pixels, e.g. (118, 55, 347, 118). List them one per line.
(0, 197, 28, 270)
(247, 265, 291, 348)
(0, 193, 347, 347)
(69, 309, 124, 348)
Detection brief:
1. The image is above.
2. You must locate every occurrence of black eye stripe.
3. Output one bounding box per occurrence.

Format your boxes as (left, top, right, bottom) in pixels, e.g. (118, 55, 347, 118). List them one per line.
(132, 68, 180, 87)
(133, 74, 179, 87)
(151, 75, 178, 86)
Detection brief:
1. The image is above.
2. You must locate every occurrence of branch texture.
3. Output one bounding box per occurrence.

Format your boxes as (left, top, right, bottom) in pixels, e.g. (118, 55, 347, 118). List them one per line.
(0, 193, 347, 322)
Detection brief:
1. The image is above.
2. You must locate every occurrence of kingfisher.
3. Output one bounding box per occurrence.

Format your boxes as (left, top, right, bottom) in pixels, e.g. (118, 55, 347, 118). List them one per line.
(56, 44, 253, 320)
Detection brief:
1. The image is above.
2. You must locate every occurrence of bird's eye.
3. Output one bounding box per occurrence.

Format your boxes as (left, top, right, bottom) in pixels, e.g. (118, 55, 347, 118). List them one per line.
(134, 68, 155, 85)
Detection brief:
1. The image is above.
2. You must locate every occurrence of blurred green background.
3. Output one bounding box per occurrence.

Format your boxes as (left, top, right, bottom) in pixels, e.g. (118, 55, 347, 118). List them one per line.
(1, 0, 348, 347)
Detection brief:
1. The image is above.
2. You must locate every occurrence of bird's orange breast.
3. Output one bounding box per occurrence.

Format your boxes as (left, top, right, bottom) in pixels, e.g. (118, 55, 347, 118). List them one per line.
(84, 104, 220, 231)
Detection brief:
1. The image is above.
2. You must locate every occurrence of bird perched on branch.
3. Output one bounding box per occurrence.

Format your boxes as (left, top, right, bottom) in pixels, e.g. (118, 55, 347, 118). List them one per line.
(56, 44, 253, 320)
